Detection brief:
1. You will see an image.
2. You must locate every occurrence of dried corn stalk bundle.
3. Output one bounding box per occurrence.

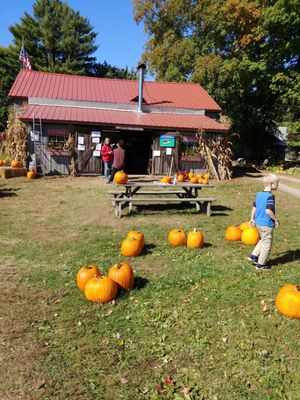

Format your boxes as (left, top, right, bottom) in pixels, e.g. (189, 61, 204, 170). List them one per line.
(5, 106, 28, 165)
(197, 129, 232, 180)
(63, 133, 77, 176)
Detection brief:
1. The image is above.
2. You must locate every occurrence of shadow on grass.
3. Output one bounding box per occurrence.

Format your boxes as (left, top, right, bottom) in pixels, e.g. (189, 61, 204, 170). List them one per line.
(203, 242, 212, 248)
(211, 204, 232, 217)
(0, 188, 19, 198)
(141, 243, 157, 255)
(271, 249, 300, 266)
(118, 276, 150, 300)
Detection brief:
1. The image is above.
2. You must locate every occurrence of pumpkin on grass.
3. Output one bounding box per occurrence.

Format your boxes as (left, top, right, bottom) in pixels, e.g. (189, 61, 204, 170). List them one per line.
(168, 229, 187, 246)
(11, 160, 21, 168)
(127, 231, 145, 248)
(187, 228, 204, 249)
(108, 262, 134, 290)
(239, 221, 249, 231)
(77, 264, 101, 291)
(121, 237, 142, 256)
(27, 170, 36, 179)
(85, 275, 118, 303)
(114, 170, 128, 184)
(275, 284, 300, 319)
(225, 225, 242, 241)
(241, 227, 260, 246)
(0, 160, 4, 166)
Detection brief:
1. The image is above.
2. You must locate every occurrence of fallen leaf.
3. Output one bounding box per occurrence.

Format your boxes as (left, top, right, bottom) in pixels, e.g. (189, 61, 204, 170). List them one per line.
(156, 384, 164, 393)
(77, 321, 82, 327)
(115, 332, 122, 339)
(222, 337, 228, 344)
(182, 386, 191, 396)
(165, 375, 172, 385)
(262, 304, 269, 313)
(120, 377, 128, 384)
(105, 310, 113, 317)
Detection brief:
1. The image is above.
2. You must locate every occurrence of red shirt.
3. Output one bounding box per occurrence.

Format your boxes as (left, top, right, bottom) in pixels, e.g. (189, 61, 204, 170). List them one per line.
(113, 147, 126, 169)
(101, 144, 113, 162)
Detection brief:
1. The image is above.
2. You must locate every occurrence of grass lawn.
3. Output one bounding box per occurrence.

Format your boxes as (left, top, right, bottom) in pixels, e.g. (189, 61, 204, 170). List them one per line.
(0, 175, 299, 400)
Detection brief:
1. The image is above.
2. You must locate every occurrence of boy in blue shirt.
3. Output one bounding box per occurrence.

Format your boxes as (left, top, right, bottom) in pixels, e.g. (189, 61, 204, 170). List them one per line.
(247, 173, 280, 270)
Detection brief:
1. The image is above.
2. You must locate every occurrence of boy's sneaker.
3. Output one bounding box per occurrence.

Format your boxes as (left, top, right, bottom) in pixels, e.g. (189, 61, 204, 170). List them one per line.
(256, 263, 271, 271)
(246, 255, 258, 265)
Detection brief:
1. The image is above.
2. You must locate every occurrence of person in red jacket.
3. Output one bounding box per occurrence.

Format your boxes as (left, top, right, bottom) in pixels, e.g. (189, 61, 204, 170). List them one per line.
(101, 137, 113, 182)
(109, 139, 126, 182)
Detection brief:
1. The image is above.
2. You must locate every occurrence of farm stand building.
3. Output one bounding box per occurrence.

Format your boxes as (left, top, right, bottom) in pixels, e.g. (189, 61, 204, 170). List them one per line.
(9, 69, 228, 175)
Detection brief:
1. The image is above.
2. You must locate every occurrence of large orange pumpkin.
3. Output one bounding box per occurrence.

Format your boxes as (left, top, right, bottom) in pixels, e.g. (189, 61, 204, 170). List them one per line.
(27, 170, 36, 179)
(187, 229, 204, 249)
(76, 264, 101, 291)
(275, 285, 300, 318)
(168, 229, 187, 246)
(240, 221, 249, 231)
(127, 231, 145, 248)
(225, 225, 242, 241)
(121, 237, 142, 257)
(114, 170, 128, 184)
(161, 176, 172, 184)
(108, 262, 134, 290)
(241, 227, 260, 246)
(85, 276, 118, 303)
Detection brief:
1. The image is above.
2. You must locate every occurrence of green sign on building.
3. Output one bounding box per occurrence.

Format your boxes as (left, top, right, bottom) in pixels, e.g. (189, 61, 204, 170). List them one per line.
(160, 135, 176, 148)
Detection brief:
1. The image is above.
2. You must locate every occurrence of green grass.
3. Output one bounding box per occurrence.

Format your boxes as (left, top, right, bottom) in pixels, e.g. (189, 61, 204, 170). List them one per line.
(0, 176, 299, 400)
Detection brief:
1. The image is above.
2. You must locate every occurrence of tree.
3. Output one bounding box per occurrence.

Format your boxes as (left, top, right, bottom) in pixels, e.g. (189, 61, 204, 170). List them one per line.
(133, 0, 300, 160)
(88, 61, 137, 80)
(9, 0, 98, 75)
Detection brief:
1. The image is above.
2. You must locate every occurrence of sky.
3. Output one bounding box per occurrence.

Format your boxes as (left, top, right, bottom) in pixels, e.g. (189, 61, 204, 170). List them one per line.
(0, 0, 148, 71)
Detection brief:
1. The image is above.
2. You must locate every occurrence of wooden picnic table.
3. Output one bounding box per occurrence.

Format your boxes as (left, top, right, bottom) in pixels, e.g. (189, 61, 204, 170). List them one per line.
(108, 181, 215, 218)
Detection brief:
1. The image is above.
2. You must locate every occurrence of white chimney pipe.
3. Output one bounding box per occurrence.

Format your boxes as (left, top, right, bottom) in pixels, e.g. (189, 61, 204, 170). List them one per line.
(137, 62, 146, 113)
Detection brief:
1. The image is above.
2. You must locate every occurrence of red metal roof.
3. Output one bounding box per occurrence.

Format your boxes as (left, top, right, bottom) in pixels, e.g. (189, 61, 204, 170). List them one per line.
(10, 70, 222, 112)
(20, 105, 228, 132)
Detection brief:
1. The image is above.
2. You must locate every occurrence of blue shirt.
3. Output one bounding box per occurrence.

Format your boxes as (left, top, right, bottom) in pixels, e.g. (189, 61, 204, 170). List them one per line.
(253, 191, 275, 227)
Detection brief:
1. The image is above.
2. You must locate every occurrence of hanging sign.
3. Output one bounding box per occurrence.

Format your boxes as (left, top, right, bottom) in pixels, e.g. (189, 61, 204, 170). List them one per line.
(91, 131, 101, 137)
(160, 135, 175, 148)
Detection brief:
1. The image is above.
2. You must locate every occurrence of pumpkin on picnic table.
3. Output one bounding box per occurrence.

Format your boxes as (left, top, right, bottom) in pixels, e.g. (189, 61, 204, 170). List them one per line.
(85, 275, 118, 303)
(190, 176, 198, 183)
(161, 176, 172, 184)
(225, 225, 242, 241)
(108, 262, 134, 290)
(187, 228, 204, 249)
(187, 170, 194, 180)
(168, 229, 187, 246)
(275, 284, 300, 319)
(114, 170, 128, 184)
(76, 264, 101, 291)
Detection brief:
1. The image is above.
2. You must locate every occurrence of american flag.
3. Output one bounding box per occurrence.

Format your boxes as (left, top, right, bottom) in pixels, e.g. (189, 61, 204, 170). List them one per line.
(19, 47, 32, 70)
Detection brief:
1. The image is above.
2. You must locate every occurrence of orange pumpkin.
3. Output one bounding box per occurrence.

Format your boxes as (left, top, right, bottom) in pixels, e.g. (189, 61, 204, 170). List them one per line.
(127, 231, 145, 248)
(84, 275, 118, 303)
(204, 172, 210, 180)
(121, 237, 142, 257)
(108, 262, 134, 290)
(76, 264, 101, 291)
(190, 176, 198, 184)
(168, 229, 187, 246)
(239, 221, 249, 231)
(0, 160, 4, 166)
(241, 227, 260, 246)
(196, 173, 203, 179)
(177, 174, 185, 182)
(202, 178, 209, 184)
(11, 160, 21, 168)
(161, 176, 172, 184)
(27, 170, 36, 179)
(114, 170, 128, 184)
(275, 285, 300, 318)
(225, 225, 242, 241)
(187, 228, 204, 249)
(198, 178, 204, 184)
(188, 171, 194, 180)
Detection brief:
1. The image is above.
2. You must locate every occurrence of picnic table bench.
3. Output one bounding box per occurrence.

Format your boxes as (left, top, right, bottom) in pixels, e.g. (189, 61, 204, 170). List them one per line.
(108, 181, 215, 218)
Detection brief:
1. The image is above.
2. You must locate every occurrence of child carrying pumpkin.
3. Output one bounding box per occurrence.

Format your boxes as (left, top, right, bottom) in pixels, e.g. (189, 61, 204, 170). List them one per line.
(246, 173, 280, 270)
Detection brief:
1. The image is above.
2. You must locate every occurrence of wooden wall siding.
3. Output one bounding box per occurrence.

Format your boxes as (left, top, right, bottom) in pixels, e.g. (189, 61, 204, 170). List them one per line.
(76, 133, 102, 174)
(34, 143, 70, 175)
(151, 133, 180, 175)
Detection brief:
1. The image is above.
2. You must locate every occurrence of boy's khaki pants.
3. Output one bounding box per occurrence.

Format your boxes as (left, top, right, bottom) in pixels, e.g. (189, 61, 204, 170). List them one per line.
(252, 226, 273, 265)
